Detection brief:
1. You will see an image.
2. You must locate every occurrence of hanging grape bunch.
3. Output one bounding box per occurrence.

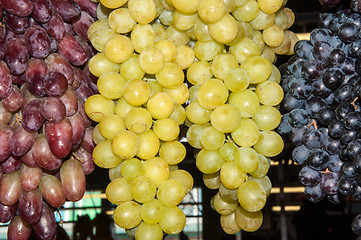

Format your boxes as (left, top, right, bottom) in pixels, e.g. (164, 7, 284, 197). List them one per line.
(0, 0, 99, 239)
(276, 0, 361, 238)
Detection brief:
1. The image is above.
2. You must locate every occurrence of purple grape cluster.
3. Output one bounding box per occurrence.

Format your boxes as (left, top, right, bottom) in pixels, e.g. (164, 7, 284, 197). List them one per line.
(277, 6, 361, 239)
(0, 0, 99, 239)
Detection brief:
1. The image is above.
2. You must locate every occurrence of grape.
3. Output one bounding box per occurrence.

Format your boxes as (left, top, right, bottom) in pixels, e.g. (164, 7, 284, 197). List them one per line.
(7, 215, 32, 240)
(0, 0, 34, 17)
(4, 13, 30, 34)
(24, 26, 51, 59)
(18, 189, 42, 224)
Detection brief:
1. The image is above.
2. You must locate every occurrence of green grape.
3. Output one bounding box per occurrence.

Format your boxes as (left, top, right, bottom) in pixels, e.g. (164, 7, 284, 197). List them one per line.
(235, 147, 259, 173)
(174, 44, 195, 70)
(137, 130, 160, 160)
(172, 0, 200, 13)
(220, 212, 241, 235)
(211, 53, 239, 80)
(128, 0, 157, 24)
(194, 18, 213, 43)
(143, 157, 170, 186)
(248, 175, 272, 196)
(104, 35, 134, 63)
(203, 172, 221, 190)
(111, 130, 140, 160)
(261, 45, 276, 63)
(263, 24, 284, 48)
(251, 29, 265, 51)
(113, 201, 142, 229)
(164, 83, 189, 105)
(155, 62, 184, 89)
(188, 85, 200, 103)
(152, 22, 167, 42)
(224, 0, 236, 12)
(154, 39, 177, 62)
(84, 94, 115, 122)
(275, 9, 288, 30)
(120, 54, 145, 81)
(97, 4, 112, 19)
(165, 26, 190, 46)
(196, 149, 225, 174)
(159, 206, 186, 234)
(135, 222, 163, 240)
(237, 180, 266, 212)
(253, 130, 284, 157)
(90, 28, 118, 53)
(114, 97, 134, 118)
(97, 72, 126, 99)
(89, 53, 120, 77)
(120, 158, 144, 182)
(232, 0, 259, 23)
(234, 205, 263, 232)
(92, 124, 106, 145)
(258, 0, 283, 14)
(109, 162, 122, 181)
(131, 24, 155, 53)
(250, 154, 270, 178)
(194, 40, 224, 61)
(100, 0, 127, 9)
(125, 108, 153, 134)
(208, 13, 239, 44)
(212, 192, 239, 215)
(186, 123, 211, 149)
(255, 80, 284, 106)
(252, 105, 281, 131)
(99, 114, 126, 139)
(200, 126, 225, 150)
(159, 141, 187, 165)
(219, 142, 238, 162)
(147, 79, 164, 97)
(224, 68, 250, 92)
(131, 176, 157, 203)
(169, 103, 187, 125)
(159, 9, 173, 26)
(157, 179, 186, 207)
(198, 0, 226, 23)
(241, 56, 272, 84)
(88, 19, 110, 39)
(172, 10, 198, 31)
(210, 104, 241, 133)
(267, 64, 281, 84)
(122, 79, 150, 107)
(229, 37, 261, 64)
(169, 169, 194, 194)
(93, 139, 123, 168)
(231, 118, 260, 147)
(250, 9, 276, 30)
(186, 101, 212, 125)
(197, 79, 229, 110)
(139, 47, 165, 74)
(141, 199, 165, 224)
(106, 8, 135, 33)
(153, 118, 180, 141)
(187, 60, 213, 86)
(229, 89, 259, 118)
(220, 161, 247, 189)
(147, 92, 174, 119)
(106, 177, 132, 204)
(219, 183, 238, 202)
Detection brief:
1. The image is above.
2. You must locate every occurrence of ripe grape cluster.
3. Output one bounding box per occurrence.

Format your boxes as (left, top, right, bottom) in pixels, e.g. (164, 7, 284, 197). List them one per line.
(277, 5, 361, 239)
(0, 0, 99, 239)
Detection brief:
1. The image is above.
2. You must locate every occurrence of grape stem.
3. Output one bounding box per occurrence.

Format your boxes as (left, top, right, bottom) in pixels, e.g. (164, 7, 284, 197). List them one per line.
(72, 153, 85, 163)
(307, 119, 318, 130)
(352, 97, 359, 110)
(56, 209, 64, 226)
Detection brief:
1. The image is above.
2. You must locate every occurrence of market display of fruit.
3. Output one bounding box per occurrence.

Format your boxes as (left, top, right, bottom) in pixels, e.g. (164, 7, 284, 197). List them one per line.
(0, 0, 99, 239)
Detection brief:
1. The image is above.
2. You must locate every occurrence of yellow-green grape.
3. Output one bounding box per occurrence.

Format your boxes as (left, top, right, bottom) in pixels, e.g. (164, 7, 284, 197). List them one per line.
(84, 94, 115, 122)
(154, 39, 177, 62)
(286, 30, 299, 55)
(194, 40, 224, 62)
(164, 84, 189, 105)
(97, 72, 126, 100)
(171, 0, 200, 13)
(159, 141, 186, 165)
(262, 24, 284, 48)
(99, 114, 126, 139)
(219, 142, 238, 162)
(262, 46, 276, 63)
(143, 157, 170, 186)
(208, 13, 238, 44)
(120, 54, 145, 81)
(241, 56, 272, 84)
(283, 8, 295, 28)
(107, 8, 136, 34)
(203, 172, 220, 189)
(97, 3, 112, 20)
(152, 22, 167, 42)
(88, 19, 110, 40)
(109, 163, 122, 181)
(90, 28, 118, 53)
(188, 85, 200, 103)
(232, 0, 259, 22)
(229, 37, 261, 64)
(250, 9, 276, 30)
(255, 80, 284, 106)
(235, 0, 249, 7)
(165, 26, 190, 46)
(224, 68, 250, 92)
(212, 192, 238, 215)
(174, 44, 195, 70)
(186, 123, 211, 149)
(253, 130, 283, 157)
(158, 10, 173, 26)
(196, 149, 225, 174)
(111, 130, 140, 159)
(106, 177, 132, 204)
(227, 22, 246, 46)
(235, 147, 259, 173)
(128, 0, 156, 24)
(125, 227, 137, 239)
(139, 47, 165, 74)
(131, 176, 157, 203)
(113, 201, 142, 229)
(153, 118, 179, 141)
(157, 179, 186, 207)
(251, 29, 265, 51)
(229, 89, 259, 118)
(220, 161, 247, 189)
(88, 53, 120, 77)
(219, 183, 238, 202)
(224, 0, 236, 12)
(231, 118, 259, 147)
(271, 29, 291, 55)
(237, 181, 266, 212)
(197, 79, 228, 110)
(141, 199, 165, 224)
(274, 9, 288, 30)
(172, 10, 198, 31)
(114, 97, 134, 118)
(92, 124, 106, 145)
(211, 53, 238, 80)
(135, 222, 163, 240)
(194, 18, 213, 43)
(258, 0, 283, 14)
(159, 206, 186, 234)
(198, 0, 226, 23)
(186, 101, 212, 125)
(131, 24, 156, 53)
(146, 79, 164, 97)
(125, 108, 153, 134)
(169, 164, 179, 171)
(252, 105, 281, 131)
(100, 0, 127, 9)
(250, 154, 270, 178)
(249, 175, 272, 196)
(200, 126, 225, 150)
(93, 139, 123, 168)
(234, 206, 263, 232)
(210, 104, 241, 133)
(122, 79, 150, 106)
(120, 158, 144, 182)
(147, 92, 174, 119)
(220, 212, 241, 235)
(155, 62, 184, 89)
(267, 64, 281, 84)
(169, 169, 194, 194)
(169, 103, 186, 125)
(187, 61, 212, 86)
(137, 129, 160, 160)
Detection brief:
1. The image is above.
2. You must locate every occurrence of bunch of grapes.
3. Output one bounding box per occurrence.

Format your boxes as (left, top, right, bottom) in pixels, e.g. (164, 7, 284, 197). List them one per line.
(0, 0, 99, 239)
(277, 3, 361, 238)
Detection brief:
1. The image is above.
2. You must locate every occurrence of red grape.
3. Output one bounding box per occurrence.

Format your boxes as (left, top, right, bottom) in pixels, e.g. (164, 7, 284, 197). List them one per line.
(45, 118, 73, 158)
(57, 33, 88, 66)
(0, 125, 14, 162)
(60, 158, 86, 202)
(0, 0, 34, 17)
(39, 97, 66, 123)
(0, 155, 22, 173)
(31, 0, 52, 23)
(0, 60, 13, 99)
(7, 215, 32, 240)
(21, 99, 44, 132)
(24, 26, 51, 59)
(2, 85, 23, 112)
(0, 170, 21, 206)
(50, 0, 81, 23)
(20, 164, 42, 191)
(10, 125, 37, 157)
(32, 134, 63, 170)
(45, 53, 74, 85)
(25, 58, 48, 97)
(0, 202, 17, 223)
(33, 202, 57, 240)
(39, 175, 66, 208)
(18, 189, 43, 224)
(3, 13, 30, 34)
(42, 12, 65, 40)
(44, 72, 68, 97)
